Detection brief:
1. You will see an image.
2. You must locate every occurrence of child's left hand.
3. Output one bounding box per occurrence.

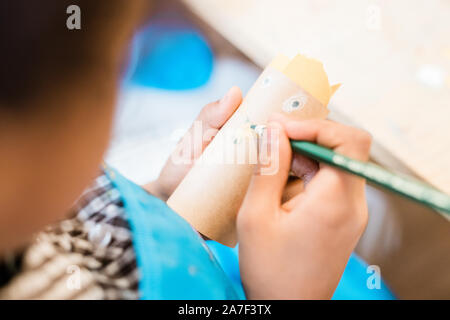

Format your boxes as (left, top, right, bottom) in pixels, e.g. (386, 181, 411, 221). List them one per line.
(144, 86, 243, 200)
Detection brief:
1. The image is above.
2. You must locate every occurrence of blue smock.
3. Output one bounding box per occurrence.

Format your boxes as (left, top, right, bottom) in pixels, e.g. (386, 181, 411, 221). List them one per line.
(106, 166, 244, 300)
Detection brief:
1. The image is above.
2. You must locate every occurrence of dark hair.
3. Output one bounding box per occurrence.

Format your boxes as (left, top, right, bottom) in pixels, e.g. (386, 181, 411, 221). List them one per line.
(0, 0, 148, 108)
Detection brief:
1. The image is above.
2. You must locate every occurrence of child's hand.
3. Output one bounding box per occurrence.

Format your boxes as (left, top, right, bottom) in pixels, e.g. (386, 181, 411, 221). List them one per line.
(144, 87, 242, 200)
(237, 114, 371, 299)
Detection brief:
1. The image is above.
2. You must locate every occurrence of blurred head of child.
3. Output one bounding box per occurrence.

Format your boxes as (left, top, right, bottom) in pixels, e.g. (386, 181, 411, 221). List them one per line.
(0, 0, 150, 253)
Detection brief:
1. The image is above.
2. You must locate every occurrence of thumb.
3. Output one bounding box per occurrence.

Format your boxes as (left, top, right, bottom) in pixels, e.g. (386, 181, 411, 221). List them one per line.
(240, 121, 292, 217)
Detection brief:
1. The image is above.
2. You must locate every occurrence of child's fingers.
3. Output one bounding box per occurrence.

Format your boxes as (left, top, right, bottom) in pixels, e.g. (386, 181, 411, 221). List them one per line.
(290, 153, 319, 185)
(197, 86, 242, 129)
(269, 113, 370, 220)
(240, 122, 291, 219)
(280, 154, 318, 204)
(283, 117, 371, 191)
(282, 177, 305, 204)
(269, 113, 372, 161)
(175, 86, 242, 161)
(194, 86, 242, 154)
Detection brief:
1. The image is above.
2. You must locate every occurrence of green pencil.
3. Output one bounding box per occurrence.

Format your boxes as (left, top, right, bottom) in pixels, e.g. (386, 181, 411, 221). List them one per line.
(289, 140, 450, 217)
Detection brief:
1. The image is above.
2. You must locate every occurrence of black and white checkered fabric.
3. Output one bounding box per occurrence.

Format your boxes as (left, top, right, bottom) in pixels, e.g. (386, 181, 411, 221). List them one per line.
(0, 171, 141, 299)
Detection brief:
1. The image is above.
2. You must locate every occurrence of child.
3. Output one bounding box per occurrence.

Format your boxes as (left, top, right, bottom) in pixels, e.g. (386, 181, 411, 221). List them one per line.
(0, 0, 371, 299)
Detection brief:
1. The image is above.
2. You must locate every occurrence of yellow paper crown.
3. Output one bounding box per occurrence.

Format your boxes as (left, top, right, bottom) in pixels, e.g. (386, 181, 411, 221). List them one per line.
(269, 54, 340, 106)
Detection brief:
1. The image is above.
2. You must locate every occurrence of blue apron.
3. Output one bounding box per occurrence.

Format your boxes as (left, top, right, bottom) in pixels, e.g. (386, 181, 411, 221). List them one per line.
(105, 166, 245, 300)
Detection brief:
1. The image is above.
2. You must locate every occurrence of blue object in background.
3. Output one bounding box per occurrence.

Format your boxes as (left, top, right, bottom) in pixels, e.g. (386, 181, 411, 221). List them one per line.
(207, 241, 396, 300)
(126, 24, 214, 90)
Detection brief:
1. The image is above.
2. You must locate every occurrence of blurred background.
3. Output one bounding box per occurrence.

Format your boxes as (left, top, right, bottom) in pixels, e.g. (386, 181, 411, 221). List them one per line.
(106, 0, 450, 299)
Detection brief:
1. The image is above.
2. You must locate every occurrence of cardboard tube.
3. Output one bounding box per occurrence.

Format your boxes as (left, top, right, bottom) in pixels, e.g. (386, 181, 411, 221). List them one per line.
(168, 55, 336, 246)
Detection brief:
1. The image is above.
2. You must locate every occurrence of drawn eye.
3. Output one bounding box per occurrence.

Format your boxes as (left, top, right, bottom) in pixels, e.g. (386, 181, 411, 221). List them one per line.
(282, 95, 307, 113)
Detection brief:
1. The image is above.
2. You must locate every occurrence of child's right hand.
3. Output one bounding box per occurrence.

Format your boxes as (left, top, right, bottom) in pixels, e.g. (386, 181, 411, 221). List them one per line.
(237, 114, 372, 299)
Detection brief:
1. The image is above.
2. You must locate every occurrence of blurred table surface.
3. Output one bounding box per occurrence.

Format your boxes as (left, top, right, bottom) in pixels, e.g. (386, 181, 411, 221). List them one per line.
(182, 0, 450, 196)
